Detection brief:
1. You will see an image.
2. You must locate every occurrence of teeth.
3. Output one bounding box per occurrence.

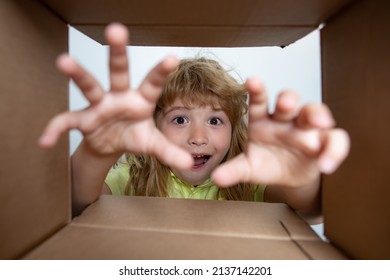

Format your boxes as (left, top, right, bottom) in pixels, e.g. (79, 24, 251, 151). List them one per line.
(193, 155, 210, 158)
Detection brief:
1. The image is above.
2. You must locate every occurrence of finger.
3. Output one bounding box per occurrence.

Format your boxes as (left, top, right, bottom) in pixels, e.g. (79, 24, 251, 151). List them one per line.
(138, 56, 179, 103)
(38, 111, 84, 148)
(56, 54, 105, 104)
(105, 23, 130, 92)
(149, 130, 194, 170)
(295, 103, 335, 129)
(246, 78, 269, 122)
(212, 154, 251, 187)
(272, 90, 300, 122)
(317, 129, 350, 174)
(288, 129, 322, 157)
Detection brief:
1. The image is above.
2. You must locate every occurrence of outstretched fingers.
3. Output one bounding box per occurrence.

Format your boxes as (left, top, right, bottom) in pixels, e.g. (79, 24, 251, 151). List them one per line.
(246, 78, 269, 122)
(212, 154, 252, 187)
(137, 56, 179, 104)
(295, 103, 335, 129)
(105, 23, 130, 92)
(56, 54, 105, 104)
(38, 111, 84, 148)
(149, 130, 194, 171)
(272, 91, 300, 122)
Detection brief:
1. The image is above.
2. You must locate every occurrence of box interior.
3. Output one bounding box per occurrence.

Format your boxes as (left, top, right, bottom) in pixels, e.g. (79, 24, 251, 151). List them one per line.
(23, 196, 347, 259)
(1, 0, 389, 260)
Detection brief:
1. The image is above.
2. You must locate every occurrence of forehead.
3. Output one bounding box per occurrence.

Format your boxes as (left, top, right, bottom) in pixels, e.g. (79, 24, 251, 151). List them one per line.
(171, 97, 219, 107)
(167, 95, 222, 110)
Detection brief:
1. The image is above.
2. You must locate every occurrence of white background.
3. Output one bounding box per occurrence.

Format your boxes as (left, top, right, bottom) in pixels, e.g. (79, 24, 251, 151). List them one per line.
(68, 26, 324, 238)
(2, 260, 389, 279)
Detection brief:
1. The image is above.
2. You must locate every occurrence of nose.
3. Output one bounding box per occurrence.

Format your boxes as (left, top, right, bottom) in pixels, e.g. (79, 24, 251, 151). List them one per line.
(188, 124, 208, 146)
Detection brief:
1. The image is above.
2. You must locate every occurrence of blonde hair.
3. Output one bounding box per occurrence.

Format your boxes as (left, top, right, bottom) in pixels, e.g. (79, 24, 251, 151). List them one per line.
(125, 57, 255, 201)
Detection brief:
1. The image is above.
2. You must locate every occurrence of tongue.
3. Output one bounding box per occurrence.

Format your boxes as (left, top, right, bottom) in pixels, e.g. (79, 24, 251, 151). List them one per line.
(193, 157, 206, 167)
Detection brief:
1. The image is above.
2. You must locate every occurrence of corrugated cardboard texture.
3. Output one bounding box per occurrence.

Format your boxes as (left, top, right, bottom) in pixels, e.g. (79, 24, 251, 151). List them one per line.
(41, 0, 354, 47)
(24, 196, 347, 259)
(0, 0, 69, 259)
(321, 0, 390, 259)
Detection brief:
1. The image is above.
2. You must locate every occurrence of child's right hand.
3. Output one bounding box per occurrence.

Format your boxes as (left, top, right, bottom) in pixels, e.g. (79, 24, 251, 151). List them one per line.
(38, 23, 193, 171)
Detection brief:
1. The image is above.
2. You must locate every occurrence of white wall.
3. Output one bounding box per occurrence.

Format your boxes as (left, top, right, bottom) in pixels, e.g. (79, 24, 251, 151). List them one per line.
(68, 26, 324, 238)
(69, 26, 322, 155)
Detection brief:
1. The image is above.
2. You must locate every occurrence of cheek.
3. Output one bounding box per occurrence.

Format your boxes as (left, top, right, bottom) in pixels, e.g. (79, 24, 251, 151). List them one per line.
(215, 127, 232, 153)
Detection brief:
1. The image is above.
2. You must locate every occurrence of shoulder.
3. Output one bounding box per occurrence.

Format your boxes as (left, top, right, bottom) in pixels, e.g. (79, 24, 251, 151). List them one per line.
(105, 161, 130, 195)
(254, 184, 267, 202)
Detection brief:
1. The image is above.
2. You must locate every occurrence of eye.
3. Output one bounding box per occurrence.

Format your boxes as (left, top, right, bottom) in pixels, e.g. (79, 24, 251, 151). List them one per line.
(208, 117, 222, 126)
(172, 116, 188, 125)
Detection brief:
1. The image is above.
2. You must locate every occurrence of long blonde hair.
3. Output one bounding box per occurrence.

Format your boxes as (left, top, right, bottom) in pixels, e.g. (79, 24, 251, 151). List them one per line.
(125, 57, 255, 200)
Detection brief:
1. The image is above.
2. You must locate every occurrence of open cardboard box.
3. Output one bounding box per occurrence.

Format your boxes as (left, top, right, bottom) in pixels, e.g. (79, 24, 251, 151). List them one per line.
(0, 0, 389, 260)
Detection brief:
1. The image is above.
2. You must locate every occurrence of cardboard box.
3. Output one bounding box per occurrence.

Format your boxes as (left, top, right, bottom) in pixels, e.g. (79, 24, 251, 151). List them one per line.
(22, 195, 346, 259)
(1, 0, 389, 259)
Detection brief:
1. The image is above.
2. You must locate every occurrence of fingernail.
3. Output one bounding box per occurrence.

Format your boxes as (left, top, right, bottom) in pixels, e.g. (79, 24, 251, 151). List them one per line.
(319, 158, 336, 174)
(312, 114, 327, 126)
(38, 135, 51, 147)
(312, 113, 334, 127)
(281, 95, 296, 109)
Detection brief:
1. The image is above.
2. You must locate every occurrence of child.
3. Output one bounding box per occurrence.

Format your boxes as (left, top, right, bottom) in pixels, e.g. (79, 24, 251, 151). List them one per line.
(107, 57, 265, 203)
(39, 23, 350, 224)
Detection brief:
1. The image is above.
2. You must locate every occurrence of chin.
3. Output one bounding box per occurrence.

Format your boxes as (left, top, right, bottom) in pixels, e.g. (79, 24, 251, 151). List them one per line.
(183, 174, 209, 186)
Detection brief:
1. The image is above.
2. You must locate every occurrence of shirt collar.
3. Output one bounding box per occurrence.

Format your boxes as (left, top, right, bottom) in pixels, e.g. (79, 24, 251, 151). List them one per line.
(169, 171, 214, 189)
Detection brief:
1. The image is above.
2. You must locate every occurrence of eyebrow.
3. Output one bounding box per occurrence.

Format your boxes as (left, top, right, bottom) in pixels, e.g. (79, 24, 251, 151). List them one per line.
(163, 106, 224, 116)
(162, 106, 188, 116)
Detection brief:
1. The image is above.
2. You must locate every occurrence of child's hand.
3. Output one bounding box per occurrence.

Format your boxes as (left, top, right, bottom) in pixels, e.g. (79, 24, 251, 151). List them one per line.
(38, 23, 193, 171)
(212, 78, 350, 188)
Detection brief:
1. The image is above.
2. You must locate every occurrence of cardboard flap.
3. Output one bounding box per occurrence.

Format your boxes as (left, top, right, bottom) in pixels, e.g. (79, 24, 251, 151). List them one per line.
(295, 240, 348, 260)
(0, 0, 69, 260)
(321, 0, 390, 259)
(41, 0, 355, 47)
(74, 195, 316, 240)
(23, 224, 310, 260)
(73, 25, 314, 48)
(24, 196, 348, 259)
(279, 219, 320, 241)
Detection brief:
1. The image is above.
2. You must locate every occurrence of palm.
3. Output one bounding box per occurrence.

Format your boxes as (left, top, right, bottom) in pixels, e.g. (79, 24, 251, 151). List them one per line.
(243, 118, 320, 187)
(76, 91, 154, 154)
(213, 78, 349, 188)
(39, 23, 192, 170)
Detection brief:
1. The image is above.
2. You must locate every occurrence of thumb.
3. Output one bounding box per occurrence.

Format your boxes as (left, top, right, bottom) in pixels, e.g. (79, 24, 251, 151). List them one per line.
(149, 131, 194, 171)
(212, 154, 251, 187)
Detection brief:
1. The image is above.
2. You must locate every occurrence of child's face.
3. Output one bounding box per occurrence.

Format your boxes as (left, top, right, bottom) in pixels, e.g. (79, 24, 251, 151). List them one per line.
(157, 98, 232, 185)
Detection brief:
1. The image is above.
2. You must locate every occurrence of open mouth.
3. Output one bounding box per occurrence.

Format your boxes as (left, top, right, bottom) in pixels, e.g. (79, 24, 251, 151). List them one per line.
(192, 154, 211, 169)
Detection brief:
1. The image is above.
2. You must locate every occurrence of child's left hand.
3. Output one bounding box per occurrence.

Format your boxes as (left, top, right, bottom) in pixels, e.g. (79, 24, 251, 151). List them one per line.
(212, 78, 350, 189)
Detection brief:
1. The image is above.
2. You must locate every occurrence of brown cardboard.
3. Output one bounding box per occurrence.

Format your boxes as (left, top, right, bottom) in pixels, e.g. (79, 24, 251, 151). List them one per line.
(73, 196, 314, 239)
(41, 0, 354, 47)
(321, 0, 390, 259)
(0, 0, 69, 259)
(24, 196, 346, 259)
(1, 0, 389, 260)
(23, 225, 310, 260)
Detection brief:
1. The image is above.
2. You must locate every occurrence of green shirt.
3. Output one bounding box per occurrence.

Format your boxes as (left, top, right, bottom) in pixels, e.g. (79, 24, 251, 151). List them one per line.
(105, 162, 266, 202)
